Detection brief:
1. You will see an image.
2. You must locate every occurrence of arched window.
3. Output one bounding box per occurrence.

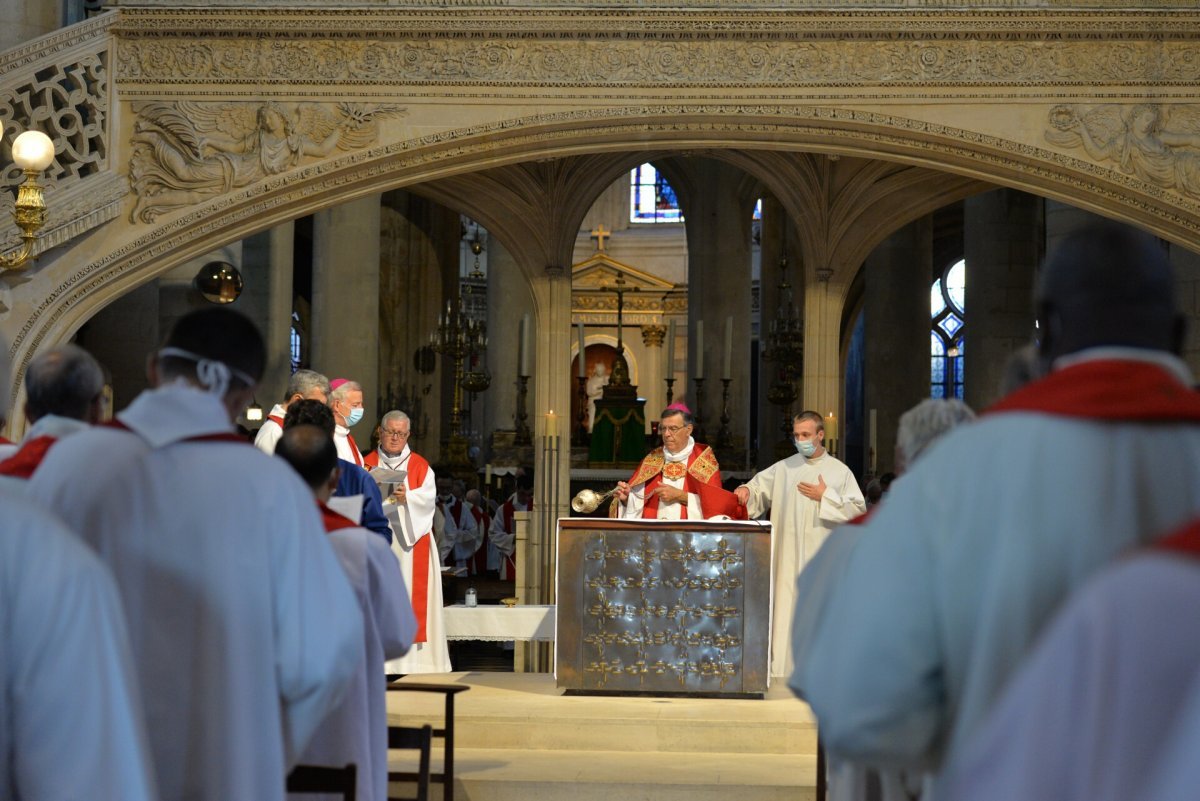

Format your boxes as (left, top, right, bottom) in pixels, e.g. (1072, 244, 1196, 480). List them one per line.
(629, 163, 683, 224)
(931, 259, 965, 399)
(290, 311, 303, 373)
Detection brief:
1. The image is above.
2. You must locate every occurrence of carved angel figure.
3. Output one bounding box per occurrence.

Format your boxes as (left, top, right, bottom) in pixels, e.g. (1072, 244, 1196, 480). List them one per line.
(1046, 103, 1200, 199)
(129, 101, 406, 223)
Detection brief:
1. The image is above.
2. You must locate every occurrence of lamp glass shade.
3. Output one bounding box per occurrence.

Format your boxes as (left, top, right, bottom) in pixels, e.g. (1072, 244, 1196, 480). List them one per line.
(11, 130, 55, 172)
(195, 261, 244, 304)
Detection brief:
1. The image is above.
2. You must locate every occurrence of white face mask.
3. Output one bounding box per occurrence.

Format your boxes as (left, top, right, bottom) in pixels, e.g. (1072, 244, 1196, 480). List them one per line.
(795, 438, 817, 457)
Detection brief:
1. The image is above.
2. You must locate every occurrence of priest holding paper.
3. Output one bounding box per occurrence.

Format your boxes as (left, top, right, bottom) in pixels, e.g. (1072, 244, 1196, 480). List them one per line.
(612, 405, 727, 520)
(365, 410, 452, 674)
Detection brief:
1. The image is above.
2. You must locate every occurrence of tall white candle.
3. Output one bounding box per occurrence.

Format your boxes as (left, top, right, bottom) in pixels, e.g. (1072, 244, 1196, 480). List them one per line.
(519, 313, 531, 377)
(577, 323, 586, 377)
(665, 319, 676, 377)
(694, 319, 704, 380)
(722, 316, 733, 380)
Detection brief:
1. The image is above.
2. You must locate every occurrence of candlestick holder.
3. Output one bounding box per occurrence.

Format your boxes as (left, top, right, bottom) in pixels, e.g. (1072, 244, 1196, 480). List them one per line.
(514, 375, 532, 445)
(692, 377, 705, 440)
(716, 378, 733, 450)
(573, 375, 589, 446)
(664, 376, 676, 407)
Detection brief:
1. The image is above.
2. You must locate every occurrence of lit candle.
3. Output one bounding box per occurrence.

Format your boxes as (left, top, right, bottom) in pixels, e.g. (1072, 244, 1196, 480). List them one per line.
(546, 410, 559, 436)
(577, 323, 586, 378)
(518, 313, 531, 377)
(665, 319, 676, 377)
(824, 412, 838, 442)
(485, 463, 492, 485)
(722, 316, 733, 381)
(694, 320, 704, 380)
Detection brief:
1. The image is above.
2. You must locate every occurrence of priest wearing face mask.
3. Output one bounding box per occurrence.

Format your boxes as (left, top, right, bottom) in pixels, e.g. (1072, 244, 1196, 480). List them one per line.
(612, 404, 722, 520)
(329, 378, 365, 467)
(734, 410, 865, 678)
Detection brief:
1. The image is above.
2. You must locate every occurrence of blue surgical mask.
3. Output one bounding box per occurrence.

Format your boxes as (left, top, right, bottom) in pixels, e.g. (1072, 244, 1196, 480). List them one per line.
(346, 407, 364, 427)
(795, 439, 817, 457)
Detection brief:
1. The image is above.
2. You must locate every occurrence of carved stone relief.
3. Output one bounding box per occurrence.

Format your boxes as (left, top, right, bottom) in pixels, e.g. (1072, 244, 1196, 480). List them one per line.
(1047, 103, 1200, 200)
(127, 100, 406, 222)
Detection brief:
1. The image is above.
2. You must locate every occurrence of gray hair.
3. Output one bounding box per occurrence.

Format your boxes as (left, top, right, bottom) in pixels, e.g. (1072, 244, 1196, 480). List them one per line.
(25, 344, 105, 423)
(895, 398, 976, 473)
(285, 369, 330, 401)
(381, 410, 411, 429)
(328, 379, 362, 405)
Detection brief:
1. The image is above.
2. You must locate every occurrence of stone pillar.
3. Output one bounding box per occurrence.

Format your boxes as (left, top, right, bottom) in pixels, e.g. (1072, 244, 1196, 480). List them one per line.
(963, 189, 1042, 411)
(1045, 200, 1107, 262)
(757, 197, 788, 468)
(640, 324, 666, 421)
(241, 221, 295, 408)
(800, 274, 846, 424)
(683, 159, 754, 456)
(864, 218, 933, 476)
(311, 194, 381, 453)
(486, 239, 534, 445)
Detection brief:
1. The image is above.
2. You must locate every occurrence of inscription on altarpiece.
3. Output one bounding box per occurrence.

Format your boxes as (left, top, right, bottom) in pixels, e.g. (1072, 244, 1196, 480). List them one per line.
(556, 520, 770, 696)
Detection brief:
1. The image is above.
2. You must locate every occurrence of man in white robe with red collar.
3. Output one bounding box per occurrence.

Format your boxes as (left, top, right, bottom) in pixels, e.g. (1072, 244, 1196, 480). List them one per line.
(613, 405, 722, 519)
(490, 471, 533, 581)
(277, 424, 416, 801)
(329, 377, 366, 467)
(437, 476, 485, 571)
(252, 369, 330, 454)
(365, 410, 453, 674)
(788, 222, 1200, 801)
(0, 344, 105, 479)
(28, 308, 364, 801)
(940, 516, 1200, 801)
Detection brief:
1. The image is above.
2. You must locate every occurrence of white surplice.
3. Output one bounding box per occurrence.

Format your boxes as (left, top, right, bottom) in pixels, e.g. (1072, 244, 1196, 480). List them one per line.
(439, 497, 484, 568)
(335, 424, 364, 467)
(27, 384, 364, 801)
(940, 551, 1200, 801)
(294, 522, 417, 801)
(377, 446, 452, 674)
(742, 449, 865, 677)
(789, 352, 1200, 801)
(252, 402, 287, 454)
(0, 484, 156, 801)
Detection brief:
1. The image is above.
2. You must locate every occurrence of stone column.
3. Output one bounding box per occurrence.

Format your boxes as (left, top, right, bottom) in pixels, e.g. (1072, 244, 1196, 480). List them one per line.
(683, 159, 754, 455)
(311, 194, 381, 453)
(800, 273, 846, 424)
(757, 197, 788, 468)
(486, 239, 534, 446)
(241, 221, 295, 408)
(963, 189, 1042, 411)
(640, 324, 666, 421)
(864, 217, 933, 476)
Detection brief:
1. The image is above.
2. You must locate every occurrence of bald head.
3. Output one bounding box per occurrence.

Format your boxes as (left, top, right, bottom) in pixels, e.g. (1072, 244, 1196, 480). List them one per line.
(25, 344, 105, 425)
(275, 424, 338, 495)
(1037, 222, 1183, 362)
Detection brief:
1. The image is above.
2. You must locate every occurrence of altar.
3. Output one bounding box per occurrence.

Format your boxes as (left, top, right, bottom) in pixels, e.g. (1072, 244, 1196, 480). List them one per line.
(555, 518, 772, 697)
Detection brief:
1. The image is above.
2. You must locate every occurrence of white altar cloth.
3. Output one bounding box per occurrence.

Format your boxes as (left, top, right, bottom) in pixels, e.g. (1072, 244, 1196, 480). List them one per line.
(443, 604, 556, 642)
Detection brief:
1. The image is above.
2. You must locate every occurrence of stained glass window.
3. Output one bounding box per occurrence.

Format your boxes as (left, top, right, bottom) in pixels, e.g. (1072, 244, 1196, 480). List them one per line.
(931, 259, 965, 399)
(630, 163, 683, 224)
(290, 311, 302, 373)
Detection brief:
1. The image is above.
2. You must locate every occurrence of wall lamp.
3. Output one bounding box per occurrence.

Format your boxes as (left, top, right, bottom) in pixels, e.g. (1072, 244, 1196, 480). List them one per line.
(2, 130, 55, 271)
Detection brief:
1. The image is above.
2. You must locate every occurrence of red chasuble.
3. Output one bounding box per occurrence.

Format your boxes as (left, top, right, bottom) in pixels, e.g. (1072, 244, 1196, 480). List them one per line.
(988, 359, 1200, 421)
(616, 443, 723, 518)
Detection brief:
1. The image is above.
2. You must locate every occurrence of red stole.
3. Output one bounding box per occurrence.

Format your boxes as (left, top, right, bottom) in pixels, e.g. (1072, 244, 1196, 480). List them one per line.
(363, 450, 379, 470)
(642, 448, 705, 519)
(318, 501, 359, 532)
(988, 359, 1200, 421)
(346, 436, 363, 467)
(0, 435, 58, 479)
(402, 453, 432, 644)
(267, 414, 285, 427)
(1154, 518, 1200, 559)
(497, 499, 528, 580)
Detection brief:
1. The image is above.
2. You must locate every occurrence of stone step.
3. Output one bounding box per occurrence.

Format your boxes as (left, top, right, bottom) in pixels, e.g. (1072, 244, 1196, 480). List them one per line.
(388, 747, 816, 801)
(387, 672, 816, 755)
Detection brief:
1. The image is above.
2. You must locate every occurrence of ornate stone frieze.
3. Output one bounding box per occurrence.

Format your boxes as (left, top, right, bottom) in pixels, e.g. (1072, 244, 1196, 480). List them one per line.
(127, 100, 407, 222)
(115, 35, 1200, 91)
(1046, 103, 1200, 200)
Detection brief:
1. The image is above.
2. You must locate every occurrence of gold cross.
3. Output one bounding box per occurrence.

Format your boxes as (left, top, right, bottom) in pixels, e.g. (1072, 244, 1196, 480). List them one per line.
(590, 224, 611, 252)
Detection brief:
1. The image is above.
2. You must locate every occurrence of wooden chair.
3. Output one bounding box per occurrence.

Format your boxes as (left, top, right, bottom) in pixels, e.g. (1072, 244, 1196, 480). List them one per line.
(388, 724, 433, 801)
(286, 763, 357, 800)
(387, 682, 471, 801)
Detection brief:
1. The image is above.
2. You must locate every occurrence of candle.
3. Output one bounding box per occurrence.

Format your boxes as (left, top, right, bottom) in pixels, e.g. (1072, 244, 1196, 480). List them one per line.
(869, 409, 877, 472)
(722, 316, 733, 380)
(665, 319, 676, 377)
(577, 323, 586, 378)
(518, 313, 531, 377)
(546, 410, 559, 436)
(824, 412, 838, 442)
(485, 463, 492, 486)
(694, 319, 704, 380)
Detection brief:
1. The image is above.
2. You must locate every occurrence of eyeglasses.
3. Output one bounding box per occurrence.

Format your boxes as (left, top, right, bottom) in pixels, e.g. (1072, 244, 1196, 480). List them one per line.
(661, 424, 691, 434)
(381, 430, 410, 438)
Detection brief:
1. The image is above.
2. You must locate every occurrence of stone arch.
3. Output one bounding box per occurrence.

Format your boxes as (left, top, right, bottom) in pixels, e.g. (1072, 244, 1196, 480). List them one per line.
(10, 104, 1200, 410)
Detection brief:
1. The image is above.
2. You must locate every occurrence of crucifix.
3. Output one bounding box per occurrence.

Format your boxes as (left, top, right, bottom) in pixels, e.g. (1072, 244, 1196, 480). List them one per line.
(603, 274, 637, 388)
(590, 224, 611, 252)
